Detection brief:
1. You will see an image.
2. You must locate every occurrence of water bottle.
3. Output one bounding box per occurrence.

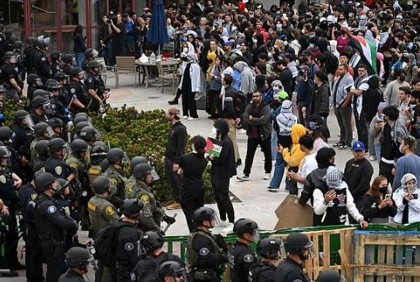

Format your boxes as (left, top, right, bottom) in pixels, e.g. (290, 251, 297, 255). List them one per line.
(150, 52, 156, 63)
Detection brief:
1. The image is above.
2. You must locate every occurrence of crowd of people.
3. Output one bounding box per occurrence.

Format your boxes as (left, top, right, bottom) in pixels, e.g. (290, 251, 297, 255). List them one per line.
(0, 0, 419, 280)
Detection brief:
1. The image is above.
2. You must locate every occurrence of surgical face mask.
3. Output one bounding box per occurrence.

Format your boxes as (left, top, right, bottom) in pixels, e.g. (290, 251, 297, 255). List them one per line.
(253, 39, 258, 44)
(183, 47, 189, 53)
(273, 86, 279, 90)
(276, 23, 282, 29)
(379, 187, 388, 193)
(309, 43, 315, 48)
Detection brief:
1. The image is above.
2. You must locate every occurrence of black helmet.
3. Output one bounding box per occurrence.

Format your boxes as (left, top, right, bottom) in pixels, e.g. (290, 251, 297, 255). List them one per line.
(32, 89, 50, 99)
(35, 172, 56, 192)
(65, 247, 90, 268)
(284, 233, 313, 257)
(133, 163, 153, 180)
(3, 51, 16, 63)
(62, 54, 74, 64)
(91, 141, 108, 156)
(54, 71, 68, 82)
(0, 146, 11, 159)
(75, 112, 88, 119)
(73, 115, 89, 126)
(50, 51, 61, 61)
(57, 178, 70, 189)
(48, 138, 66, 153)
(34, 122, 54, 138)
(31, 96, 48, 108)
(256, 238, 282, 259)
(79, 126, 97, 142)
(75, 121, 90, 135)
(70, 67, 85, 78)
(44, 79, 62, 90)
(193, 207, 216, 226)
(27, 73, 42, 85)
(141, 231, 165, 253)
(14, 110, 34, 128)
(34, 140, 50, 159)
(92, 175, 116, 195)
(70, 139, 89, 155)
(121, 199, 143, 219)
(317, 270, 344, 282)
(107, 148, 125, 164)
(48, 118, 64, 130)
(130, 156, 148, 170)
(233, 218, 259, 237)
(87, 60, 101, 70)
(84, 48, 96, 58)
(0, 126, 14, 142)
(157, 261, 187, 281)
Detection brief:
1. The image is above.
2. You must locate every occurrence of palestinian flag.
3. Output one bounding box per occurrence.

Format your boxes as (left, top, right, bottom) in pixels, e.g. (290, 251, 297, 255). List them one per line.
(347, 33, 378, 75)
(206, 137, 223, 158)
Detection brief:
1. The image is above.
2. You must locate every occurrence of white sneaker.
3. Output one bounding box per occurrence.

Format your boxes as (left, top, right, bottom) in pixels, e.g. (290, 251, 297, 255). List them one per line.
(219, 220, 228, 227)
(187, 117, 199, 120)
(264, 173, 271, 180)
(369, 155, 377, 161)
(183, 116, 188, 119)
(222, 223, 234, 234)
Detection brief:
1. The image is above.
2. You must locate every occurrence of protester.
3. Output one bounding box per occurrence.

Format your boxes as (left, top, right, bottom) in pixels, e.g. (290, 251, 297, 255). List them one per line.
(393, 136, 420, 191)
(393, 173, 420, 224)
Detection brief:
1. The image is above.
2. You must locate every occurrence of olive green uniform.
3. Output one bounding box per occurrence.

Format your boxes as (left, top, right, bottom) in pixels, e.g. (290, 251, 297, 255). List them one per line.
(124, 175, 138, 199)
(87, 195, 119, 237)
(135, 181, 164, 232)
(103, 166, 125, 209)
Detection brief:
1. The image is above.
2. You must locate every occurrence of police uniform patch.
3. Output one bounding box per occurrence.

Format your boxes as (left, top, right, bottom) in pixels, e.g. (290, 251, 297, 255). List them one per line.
(31, 193, 38, 201)
(89, 168, 101, 175)
(55, 166, 62, 175)
(0, 175, 6, 184)
(88, 202, 96, 212)
(124, 242, 135, 251)
(69, 163, 79, 171)
(140, 195, 150, 204)
(70, 88, 76, 94)
(110, 178, 118, 186)
(199, 248, 210, 256)
(105, 206, 115, 216)
(47, 206, 57, 214)
(126, 184, 134, 194)
(243, 254, 254, 263)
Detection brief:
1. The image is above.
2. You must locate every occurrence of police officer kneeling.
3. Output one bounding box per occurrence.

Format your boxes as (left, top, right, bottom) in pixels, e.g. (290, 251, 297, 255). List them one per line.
(59, 246, 90, 281)
(250, 237, 282, 282)
(35, 172, 79, 282)
(187, 207, 228, 282)
(274, 233, 313, 282)
(158, 261, 188, 282)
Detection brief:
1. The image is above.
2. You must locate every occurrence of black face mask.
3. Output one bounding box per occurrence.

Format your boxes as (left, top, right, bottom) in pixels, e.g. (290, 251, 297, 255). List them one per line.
(379, 187, 388, 193)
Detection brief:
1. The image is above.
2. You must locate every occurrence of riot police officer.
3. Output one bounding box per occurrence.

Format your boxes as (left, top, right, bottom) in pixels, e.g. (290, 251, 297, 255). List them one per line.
(274, 233, 313, 282)
(30, 96, 51, 124)
(113, 199, 144, 282)
(84, 60, 108, 113)
(131, 230, 184, 281)
(82, 48, 97, 71)
(23, 37, 37, 74)
(11, 110, 34, 183)
(62, 54, 75, 75)
(45, 137, 74, 183)
(229, 218, 259, 282)
(103, 148, 127, 209)
(187, 206, 228, 282)
(19, 176, 44, 281)
(68, 67, 89, 113)
(34, 172, 78, 282)
(26, 73, 44, 101)
(0, 125, 22, 176)
(1, 51, 23, 101)
(59, 246, 90, 282)
(49, 118, 66, 140)
(87, 141, 108, 188)
(158, 261, 188, 282)
(316, 270, 345, 282)
(50, 51, 63, 78)
(46, 79, 71, 123)
(33, 139, 50, 174)
(125, 156, 148, 198)
(0, 146, 24, 270)
(55, 71, 70, 106)
(79, 125, 98, 146)
(250, 238, 282, 282)
(30, 122, 54, 165)
(34, 38, 51, 83)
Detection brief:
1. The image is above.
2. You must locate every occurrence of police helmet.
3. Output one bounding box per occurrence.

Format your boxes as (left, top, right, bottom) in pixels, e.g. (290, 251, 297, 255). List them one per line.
(0, 85, 5, 93)
(284, 233, 313, 255)
(62, 54, 74, 64)
(48, 138, 66, 153)
(87, 60, 101, 71)
(192, 207, 215, 226)
(27, 73, 41, 85)
(70, 67, 85, 78)
(44, 79, 62, 90)
(14, 40, 23, 49)
(107, 148, 125, 164)
(65, 247, 90, 268)
(0, 146, 11, 159)
(57, 178, 70, 190)
(35, 172, 56, 192)
(233, 218, 259, 237)
(34, 140, 50, 159)
(317, 270, 345, 282)
(121, 199, 144, 219)
(133, 163, 153, 180)
(141, 231, 165, 253)
(0, 126, 14, 141)
(70, 139, 89, 155)
(34, 122, 54, 138)
(3, 51, 16, 63)
(32, 89, 50, 100)
(130, 156, 148, 170)
(79, 126, 97, 142)
(75, 112, 88, 119)
(84, 48, 94, 57)
(54, 71, 68, 82)
(91, 141, 108, 156)
(50, 51, 61, 61)
(157, 261, 187, 281)
(48, 118, 64, 130)
(31, 96, 50, 112)
(14, 110, 34, 128)
(73, 115, 89, 126)
(91, 175, 116, 195)
(38, 39, 48, 49)
(75, 121, 90, 135)
(256, 238, 282, 260)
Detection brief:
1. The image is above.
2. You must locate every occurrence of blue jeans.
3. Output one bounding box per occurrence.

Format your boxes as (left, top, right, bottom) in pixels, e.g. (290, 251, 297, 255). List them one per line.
(269, 152, 285, 189)
(375, 144, 381, 160)
(271, 130, 278, 160)
(75, 52, 84, 68)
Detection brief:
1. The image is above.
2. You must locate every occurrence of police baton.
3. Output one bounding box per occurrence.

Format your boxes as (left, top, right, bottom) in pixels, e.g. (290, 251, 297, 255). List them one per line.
(163, 213, 177, 234)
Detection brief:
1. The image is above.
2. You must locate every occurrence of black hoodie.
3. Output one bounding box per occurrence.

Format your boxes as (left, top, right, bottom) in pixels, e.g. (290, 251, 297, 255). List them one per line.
(211, 120, 237, 179)
(363, 76, 384, 123)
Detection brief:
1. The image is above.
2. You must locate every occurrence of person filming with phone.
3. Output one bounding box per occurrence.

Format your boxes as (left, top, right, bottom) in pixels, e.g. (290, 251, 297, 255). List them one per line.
(393, 173, 420, 224)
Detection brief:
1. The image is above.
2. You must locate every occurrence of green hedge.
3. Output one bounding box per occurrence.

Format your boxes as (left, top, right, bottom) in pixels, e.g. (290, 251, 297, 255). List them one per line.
(4, 100, 214, 203)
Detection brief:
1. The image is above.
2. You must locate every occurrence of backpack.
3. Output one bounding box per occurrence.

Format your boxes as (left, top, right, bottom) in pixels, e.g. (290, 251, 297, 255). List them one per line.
(323, 51, 339, 75)
(233, 90, 247, 116)
(94, 221, 126, 267)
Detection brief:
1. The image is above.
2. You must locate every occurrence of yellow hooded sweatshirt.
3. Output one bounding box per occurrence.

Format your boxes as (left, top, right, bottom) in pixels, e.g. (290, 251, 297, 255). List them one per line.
(282, 124, 307, 168)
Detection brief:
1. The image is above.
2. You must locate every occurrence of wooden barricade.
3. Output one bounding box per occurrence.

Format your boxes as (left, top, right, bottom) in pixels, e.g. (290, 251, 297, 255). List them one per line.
(354, 230, 420, 282)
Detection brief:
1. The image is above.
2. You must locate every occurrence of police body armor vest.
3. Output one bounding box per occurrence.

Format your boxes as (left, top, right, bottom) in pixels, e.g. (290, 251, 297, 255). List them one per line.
(87, 164, 102, 191)
(187, 230, 221, 271)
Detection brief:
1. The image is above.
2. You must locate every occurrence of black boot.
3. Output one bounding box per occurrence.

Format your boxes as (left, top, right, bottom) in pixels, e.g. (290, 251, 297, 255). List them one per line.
(168, 99, 178, 105)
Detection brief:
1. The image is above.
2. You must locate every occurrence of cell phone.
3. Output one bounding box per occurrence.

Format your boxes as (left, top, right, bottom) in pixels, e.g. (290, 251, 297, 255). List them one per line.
(414, 194, 418, 199)
(385, 194, 391, 200)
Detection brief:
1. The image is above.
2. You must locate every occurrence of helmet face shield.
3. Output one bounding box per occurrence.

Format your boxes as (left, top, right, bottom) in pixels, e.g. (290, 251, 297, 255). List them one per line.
(253, 229, 260, 242)
(64, 143, 73, 156)
(46, 126, 56, 138)
(150, 167, 160, 181)
(21, 114, 35, 129)
(0, 146, 11, 167)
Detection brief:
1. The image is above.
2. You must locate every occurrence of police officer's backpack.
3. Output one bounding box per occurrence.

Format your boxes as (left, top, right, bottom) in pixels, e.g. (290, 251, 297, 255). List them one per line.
(94, 222, 125, 266)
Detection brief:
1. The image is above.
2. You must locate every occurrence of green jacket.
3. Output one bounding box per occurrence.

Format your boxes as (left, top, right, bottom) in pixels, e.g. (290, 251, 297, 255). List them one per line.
(87, 195, 119, 237)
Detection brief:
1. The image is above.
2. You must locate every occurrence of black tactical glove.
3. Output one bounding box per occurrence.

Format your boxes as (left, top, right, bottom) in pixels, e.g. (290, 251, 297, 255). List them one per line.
(214, 234, 228, 252)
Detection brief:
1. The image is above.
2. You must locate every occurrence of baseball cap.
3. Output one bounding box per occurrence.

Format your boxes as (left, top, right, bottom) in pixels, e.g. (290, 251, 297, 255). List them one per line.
(224, 41, 234, 47)
(276, 91, 288, 100)
(352, 141, 365, 152)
